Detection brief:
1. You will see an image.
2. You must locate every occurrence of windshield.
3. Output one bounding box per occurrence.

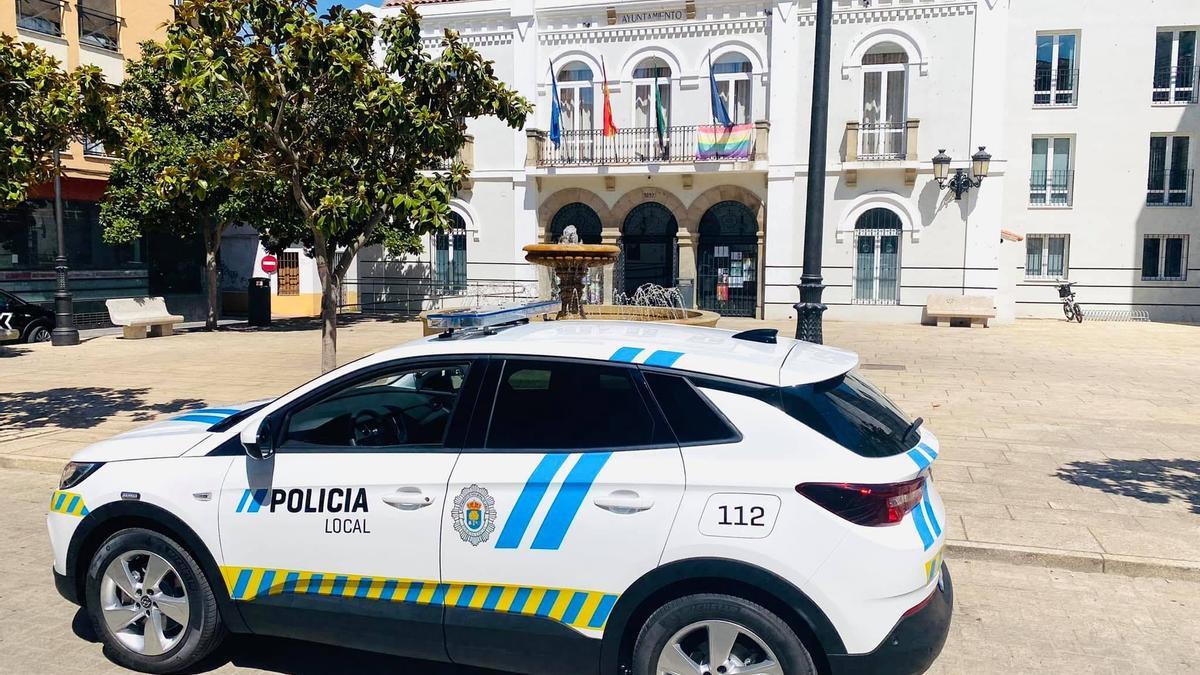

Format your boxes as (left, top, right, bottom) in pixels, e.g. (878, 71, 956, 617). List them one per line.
(778, 372, 917, 458)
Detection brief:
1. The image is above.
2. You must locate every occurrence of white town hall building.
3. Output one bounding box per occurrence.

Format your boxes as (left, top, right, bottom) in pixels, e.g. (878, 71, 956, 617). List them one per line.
(354, 0, 1199, 324)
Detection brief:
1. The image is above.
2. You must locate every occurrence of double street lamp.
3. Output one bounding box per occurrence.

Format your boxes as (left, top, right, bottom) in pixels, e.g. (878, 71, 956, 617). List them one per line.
(932, 146, 993, 200)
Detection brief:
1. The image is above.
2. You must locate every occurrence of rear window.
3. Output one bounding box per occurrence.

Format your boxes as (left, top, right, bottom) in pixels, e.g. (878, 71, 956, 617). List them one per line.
(644, 372, 740, 446)
(779, 372, 917, 458)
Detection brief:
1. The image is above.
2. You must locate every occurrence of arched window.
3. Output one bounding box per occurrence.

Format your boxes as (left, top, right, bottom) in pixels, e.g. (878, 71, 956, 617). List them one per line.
(620, 202, 678, 293)
(556, 62, 594, 134)
(860, 43, 909, 160)
(632, 57, 672, 131)
(435, 211, 468, 293)
(550, 202, 603, 244)
(853, 208, 901, 305)
(711, 53, 753, 124)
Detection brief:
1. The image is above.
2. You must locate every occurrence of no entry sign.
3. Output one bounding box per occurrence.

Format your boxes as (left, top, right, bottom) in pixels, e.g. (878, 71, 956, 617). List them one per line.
(260, 254, 279, 274)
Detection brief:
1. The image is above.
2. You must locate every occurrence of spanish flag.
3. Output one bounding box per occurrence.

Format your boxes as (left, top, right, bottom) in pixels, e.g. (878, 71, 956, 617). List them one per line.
(601, 57, 617, 137)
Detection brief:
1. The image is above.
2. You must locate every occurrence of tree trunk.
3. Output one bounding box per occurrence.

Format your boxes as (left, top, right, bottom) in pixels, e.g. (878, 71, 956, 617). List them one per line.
(315, 248, 338, 373)
(202, 221, 221, 331)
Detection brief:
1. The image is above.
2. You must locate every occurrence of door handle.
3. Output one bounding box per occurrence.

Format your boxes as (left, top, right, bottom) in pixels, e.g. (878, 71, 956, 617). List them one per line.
(594, 490, 653, 514)
(382, 488, 434, 511)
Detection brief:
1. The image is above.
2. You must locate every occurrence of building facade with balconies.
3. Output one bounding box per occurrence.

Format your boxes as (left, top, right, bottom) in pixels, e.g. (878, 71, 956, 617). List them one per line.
(1, 1, 185, 322)
(367, 0, 1198, 323)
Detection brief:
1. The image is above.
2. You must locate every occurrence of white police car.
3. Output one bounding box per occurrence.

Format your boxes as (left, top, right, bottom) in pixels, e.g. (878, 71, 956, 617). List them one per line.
(49, 303, 951, 675)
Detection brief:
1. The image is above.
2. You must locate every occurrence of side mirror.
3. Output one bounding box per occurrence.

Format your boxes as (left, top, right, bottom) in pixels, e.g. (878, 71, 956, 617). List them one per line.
(241, 416, 277, 460)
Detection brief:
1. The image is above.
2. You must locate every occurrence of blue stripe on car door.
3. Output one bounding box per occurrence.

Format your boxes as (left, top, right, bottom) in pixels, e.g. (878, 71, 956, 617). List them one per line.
(495, 454, 570, 549)
(530, 452, 612, 550)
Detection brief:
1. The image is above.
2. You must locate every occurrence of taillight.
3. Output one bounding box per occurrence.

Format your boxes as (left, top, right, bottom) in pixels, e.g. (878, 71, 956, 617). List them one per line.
(796, 477, 926, 526)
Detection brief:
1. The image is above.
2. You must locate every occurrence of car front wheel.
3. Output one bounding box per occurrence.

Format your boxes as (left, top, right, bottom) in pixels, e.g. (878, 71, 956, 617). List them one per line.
(84, 528, 226, 673)
(632, 593, 816, 675)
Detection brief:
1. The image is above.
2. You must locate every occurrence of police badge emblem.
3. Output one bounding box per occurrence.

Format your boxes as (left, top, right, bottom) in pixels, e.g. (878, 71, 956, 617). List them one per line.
(451, 484, 496, 546)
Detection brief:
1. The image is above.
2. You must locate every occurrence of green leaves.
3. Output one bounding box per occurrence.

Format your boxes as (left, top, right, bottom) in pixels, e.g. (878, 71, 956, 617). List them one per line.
(1, 35, 120, 208)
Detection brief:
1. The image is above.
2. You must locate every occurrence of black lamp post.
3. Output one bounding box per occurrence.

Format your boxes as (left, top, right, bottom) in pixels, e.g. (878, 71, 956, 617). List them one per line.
(50, 148, 80, 346)
(932, 146, 992, 200)
(794, 0, 833, 344)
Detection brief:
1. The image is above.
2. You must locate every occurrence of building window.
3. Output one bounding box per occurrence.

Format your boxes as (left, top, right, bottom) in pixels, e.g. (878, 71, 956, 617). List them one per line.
(82, 138, 108, 157)
(860, 44, 908, 160)
(711, 53, 753, 124)
(632, 57, 672, 161)
(17, 0, 65, 37)
(852, 208, 901, 305)
(556, 62, 595, 161)
(1142, 235, 1188, 281)
(435, 211, 467, 293)
(1025, 235, 1070, 279)
(277, 252, 300, 295)
(1030, 137, 1073, 206)
(0, 199, 144, 271)
(1147, 135, 1193, 206)
(78, 0, 121, 52)
(1034, 32, 1078, 106)
(1153, 29, 1197, 104)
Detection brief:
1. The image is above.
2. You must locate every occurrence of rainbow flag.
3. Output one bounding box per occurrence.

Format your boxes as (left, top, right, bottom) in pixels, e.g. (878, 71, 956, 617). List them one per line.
(697, 123, 753, 160)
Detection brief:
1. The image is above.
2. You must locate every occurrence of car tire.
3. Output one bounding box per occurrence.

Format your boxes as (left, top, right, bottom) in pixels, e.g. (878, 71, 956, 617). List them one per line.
(23, 322, 51, 343)
(84, 528, 226, 674)
(632, 593, 816, 675)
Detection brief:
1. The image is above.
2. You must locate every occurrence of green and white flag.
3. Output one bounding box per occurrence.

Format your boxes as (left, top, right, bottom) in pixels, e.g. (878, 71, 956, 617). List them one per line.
(655, 75, 668, 155)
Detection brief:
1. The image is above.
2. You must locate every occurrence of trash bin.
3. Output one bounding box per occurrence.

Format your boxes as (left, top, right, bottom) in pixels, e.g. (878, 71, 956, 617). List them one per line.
(248, 277, 271, 327)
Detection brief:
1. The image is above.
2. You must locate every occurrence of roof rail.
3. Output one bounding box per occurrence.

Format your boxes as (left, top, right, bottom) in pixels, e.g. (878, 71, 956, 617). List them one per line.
(731, 328, 778, 344)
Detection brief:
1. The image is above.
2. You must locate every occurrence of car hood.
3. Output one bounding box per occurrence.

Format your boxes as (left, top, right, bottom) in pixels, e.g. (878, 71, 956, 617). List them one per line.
(71, 401, 270, 463)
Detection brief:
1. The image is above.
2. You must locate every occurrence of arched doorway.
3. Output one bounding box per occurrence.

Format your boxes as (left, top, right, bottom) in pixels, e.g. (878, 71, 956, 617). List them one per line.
(550, 202, 603, 244)
(698, 201, 758, 317)
(853, 208, 902, 304)
(550, 202, 605, 303)
(620, 202, 678, 294)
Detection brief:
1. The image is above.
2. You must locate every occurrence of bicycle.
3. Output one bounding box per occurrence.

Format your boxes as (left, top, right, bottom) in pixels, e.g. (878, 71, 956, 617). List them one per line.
(1057, 280, 1084, 323)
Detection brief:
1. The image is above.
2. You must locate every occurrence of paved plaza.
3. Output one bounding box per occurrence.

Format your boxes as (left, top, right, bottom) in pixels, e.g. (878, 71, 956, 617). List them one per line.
(3, 315, 1199, 577)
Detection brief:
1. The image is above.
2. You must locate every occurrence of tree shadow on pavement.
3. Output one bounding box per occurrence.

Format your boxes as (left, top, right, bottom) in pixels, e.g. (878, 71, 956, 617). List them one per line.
(223, 313, 410, 334)
(72, 609, 500, 675)
(1057, 458, 1200, 515)
(0, 345, 30, 358)
(0, 387, 206, 431)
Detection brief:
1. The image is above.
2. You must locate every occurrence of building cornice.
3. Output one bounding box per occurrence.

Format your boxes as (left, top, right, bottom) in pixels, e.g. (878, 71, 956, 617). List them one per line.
(539, 16, 766, 47)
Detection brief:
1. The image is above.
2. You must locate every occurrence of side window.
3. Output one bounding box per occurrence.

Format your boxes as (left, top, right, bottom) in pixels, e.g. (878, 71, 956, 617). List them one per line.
(486, 359, 657, 450)
(283, 362, 471, 450)
(643, 372, 740, 445)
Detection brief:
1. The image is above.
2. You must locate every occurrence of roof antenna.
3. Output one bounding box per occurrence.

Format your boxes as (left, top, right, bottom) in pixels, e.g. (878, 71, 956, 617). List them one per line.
(732, 328, 778, 344)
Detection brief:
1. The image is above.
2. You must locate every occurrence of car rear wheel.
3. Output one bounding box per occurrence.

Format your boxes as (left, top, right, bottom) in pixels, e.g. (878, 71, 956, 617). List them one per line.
(84, 528, 226, 673)
(24, 323, 51, 343)
(632, 594, 816, 675)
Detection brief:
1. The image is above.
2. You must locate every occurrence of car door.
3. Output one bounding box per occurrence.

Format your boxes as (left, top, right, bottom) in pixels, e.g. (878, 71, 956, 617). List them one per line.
(218, 357, 483, 662)
(441, 357, 686, 674)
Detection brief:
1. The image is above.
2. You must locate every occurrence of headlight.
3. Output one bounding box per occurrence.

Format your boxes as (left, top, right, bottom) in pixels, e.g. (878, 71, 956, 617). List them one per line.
(59, 462, 103, 490)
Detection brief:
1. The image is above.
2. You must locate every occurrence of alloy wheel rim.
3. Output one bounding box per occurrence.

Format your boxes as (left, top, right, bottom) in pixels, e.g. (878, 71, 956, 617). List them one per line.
(31, 327, 50, 342)
(99, 550, 189, 656)
(657, 619, 782, 675)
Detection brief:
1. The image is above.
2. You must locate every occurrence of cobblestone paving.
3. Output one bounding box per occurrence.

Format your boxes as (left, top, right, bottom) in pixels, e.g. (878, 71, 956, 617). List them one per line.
(2, 469, 1196, 674)
(2, 316, 1199, 569)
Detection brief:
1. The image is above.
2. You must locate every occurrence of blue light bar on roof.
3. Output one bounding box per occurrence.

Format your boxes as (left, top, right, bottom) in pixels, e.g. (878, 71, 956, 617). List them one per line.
(426, 300, 560, 330)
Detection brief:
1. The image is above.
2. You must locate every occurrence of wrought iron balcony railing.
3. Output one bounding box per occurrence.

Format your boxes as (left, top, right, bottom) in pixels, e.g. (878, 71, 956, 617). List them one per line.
(539, 127, 703, 166)
(77, 2, 121, 52)
(16, 0, 66, 37)
(1152, 65, 1199, 104)
(857, 122, 908, 161)
(1147, 169, 1195, 207)
(1034, 66, 1079, 106)
(1029, 170, 1075, 207)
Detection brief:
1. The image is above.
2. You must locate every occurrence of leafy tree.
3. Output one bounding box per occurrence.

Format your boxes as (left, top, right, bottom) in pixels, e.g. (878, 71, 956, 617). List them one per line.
(160, 0, 531, 371)
(1, 34, 117, 207)
(101, 42, 299, 331)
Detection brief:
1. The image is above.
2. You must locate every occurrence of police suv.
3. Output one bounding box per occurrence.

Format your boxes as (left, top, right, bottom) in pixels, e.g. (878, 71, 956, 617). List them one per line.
(49, 303, 952, 675)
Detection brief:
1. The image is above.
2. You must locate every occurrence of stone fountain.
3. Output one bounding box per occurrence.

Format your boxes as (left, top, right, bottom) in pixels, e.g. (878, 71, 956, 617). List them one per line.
(522, 226, 620, 319)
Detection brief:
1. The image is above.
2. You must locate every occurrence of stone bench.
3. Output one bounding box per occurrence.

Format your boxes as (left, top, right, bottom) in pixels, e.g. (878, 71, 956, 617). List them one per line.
(926, 294, 996, 328)
(105, 297, 184, 339)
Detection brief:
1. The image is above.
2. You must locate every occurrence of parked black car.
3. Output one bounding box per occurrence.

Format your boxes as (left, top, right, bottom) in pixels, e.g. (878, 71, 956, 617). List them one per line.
(0, 289, 55, 343)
